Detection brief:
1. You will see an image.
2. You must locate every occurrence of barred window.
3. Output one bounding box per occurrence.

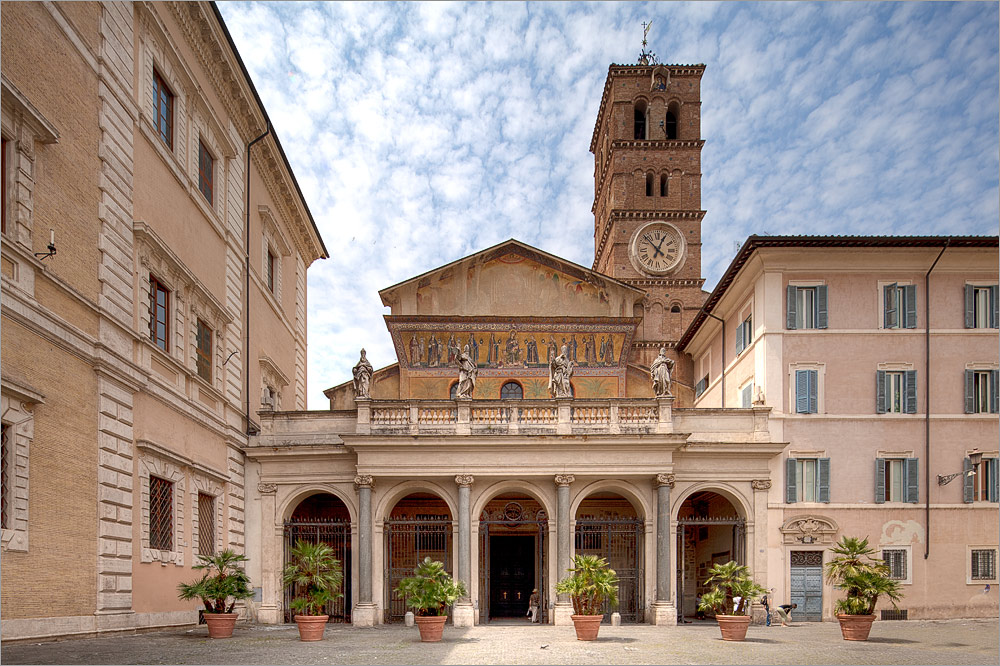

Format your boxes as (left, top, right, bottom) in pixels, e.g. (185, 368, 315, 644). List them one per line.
(971, 549, 997, 581)
(198, 492, 215, 556)
(149, 476, 173, 550)
(196, 319, 212, 382)
(882, 549, 907, 580)
(1, 423, 10, 530)
(198, 140, 214, 204)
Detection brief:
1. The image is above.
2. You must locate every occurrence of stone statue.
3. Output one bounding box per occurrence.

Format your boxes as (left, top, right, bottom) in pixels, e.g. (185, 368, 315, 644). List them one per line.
(352, 348, 373, 399)
(548, 344, 574, 398)
(453, 344, 477, 399)
(650, 347, 674, 397)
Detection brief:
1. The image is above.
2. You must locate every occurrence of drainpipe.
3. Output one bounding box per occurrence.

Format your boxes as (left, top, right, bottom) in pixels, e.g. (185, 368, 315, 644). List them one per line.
(705, 312, 725, 408)
(923, 240, 949, 559)
(244, 123, 271, 436)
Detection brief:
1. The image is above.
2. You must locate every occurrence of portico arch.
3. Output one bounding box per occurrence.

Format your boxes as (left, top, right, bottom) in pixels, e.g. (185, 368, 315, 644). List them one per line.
(283, 491, 352, 623)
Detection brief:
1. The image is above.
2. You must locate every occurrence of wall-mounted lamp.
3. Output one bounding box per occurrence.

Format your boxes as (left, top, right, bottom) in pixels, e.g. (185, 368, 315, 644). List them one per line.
(34, 228, 57, 260)
(938, 448, 982, 485)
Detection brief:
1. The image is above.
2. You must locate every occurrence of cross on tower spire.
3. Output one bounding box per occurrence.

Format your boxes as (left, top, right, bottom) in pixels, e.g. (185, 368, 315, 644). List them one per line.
(638, 21, 657, 65)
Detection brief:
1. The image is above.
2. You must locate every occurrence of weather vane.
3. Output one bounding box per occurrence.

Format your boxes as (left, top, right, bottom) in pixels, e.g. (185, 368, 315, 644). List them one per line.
(638, 20, 657, 65)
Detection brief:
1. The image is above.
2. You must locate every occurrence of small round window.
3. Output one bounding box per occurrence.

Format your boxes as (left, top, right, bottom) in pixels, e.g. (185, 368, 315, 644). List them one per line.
(500, 381, 523, 400)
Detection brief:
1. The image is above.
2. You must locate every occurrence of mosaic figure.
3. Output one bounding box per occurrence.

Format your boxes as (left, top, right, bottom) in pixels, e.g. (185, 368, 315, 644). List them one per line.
(506, 329, 521, 366)
(409, 335, 420, 366)
(526, 337, 539, 364)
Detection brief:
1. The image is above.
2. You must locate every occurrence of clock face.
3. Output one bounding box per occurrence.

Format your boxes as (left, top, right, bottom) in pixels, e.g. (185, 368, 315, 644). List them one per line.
(630, 222, 685, 275)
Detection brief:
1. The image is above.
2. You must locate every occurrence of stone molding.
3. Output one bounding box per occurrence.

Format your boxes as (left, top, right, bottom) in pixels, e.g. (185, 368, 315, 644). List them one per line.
(138, 448, 186, 567)
(354, 474, 375, 489)
(751, 479, 772, 491)
(455, 474, 475, 487)
(654, 473, 675, 488)
(554, 474, 575, 487)
(257, 483, 277, 495)
(0, 387, 37, 553)
(779, 514, 839, 545)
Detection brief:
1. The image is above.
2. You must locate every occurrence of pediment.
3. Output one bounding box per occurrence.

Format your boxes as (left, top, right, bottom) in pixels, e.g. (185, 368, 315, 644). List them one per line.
(779, 514, 840, 545)
(379, 240, 643, 318)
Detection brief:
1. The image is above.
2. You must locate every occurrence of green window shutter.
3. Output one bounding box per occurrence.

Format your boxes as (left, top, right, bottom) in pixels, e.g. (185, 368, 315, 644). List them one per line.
(807, 369, 818, 413)
(875, 458, 886, 504)
(963, 457, 974, 503)
(991, 286, 998, 328)
(905, 458, 919, 503)
(964, 285, 975, 328)
(735, 322, 745, 354)
(876, 370, 886, 414)
(786, 285, 798, 330)
(991, 370, 999, 414)
(786, 458, 797, 504)
(795, 370, 809, 413)
(989, 458, 999, 503)
(818, 458, 831, 503)
(904, 370, 917, 414)
(816, 286, 828, 329)
(965, 370, 975, 414)
(903, 285, 917, 328)
(883, 284, 898, 329)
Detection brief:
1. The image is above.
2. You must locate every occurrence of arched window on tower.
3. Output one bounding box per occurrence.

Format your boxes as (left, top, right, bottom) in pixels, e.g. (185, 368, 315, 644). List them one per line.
(660, 173, 668, 197)
(665, 109, 678, 140)
(634, 101, 648, 140)
(500, 381, 523, 400)
(671, 304, 682, 313)
(645, 172, 654, 197)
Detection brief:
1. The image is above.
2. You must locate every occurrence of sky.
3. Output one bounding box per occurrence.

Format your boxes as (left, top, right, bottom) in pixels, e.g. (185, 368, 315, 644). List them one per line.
(217, 1, 1000, 409)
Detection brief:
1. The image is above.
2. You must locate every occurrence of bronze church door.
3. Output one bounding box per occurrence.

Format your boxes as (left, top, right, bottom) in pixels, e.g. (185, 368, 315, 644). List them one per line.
(479, 499, 547, 624)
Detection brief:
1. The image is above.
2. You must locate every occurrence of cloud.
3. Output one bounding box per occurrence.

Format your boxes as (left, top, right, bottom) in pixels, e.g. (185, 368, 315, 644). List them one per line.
(218, 1, 999, 408)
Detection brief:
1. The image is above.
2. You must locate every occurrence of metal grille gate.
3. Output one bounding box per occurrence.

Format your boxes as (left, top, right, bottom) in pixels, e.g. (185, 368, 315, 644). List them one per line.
(282, 520, 351, 623)
(479, 504, 548, 624)
(574, 518, 644, 622)
(384, 518, 453, 623)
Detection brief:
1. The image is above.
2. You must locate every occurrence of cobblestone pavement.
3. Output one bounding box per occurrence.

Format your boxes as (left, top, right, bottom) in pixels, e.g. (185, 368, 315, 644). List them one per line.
(2, 618, 997, 665)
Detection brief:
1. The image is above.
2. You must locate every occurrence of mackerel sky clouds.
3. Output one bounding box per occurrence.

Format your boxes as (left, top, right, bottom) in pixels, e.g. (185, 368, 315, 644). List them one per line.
(217, 1, 1000, 408)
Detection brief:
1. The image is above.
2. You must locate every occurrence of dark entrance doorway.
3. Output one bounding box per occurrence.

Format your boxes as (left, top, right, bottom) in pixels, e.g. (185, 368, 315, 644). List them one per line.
(676, 491, 745, 623)
(283, 493, 351, 623)
(479, 496, 547, 624)
(489, 535, 535, 618)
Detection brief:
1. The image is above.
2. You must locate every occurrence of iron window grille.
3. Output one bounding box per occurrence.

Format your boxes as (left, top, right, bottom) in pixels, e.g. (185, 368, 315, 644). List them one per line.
(882, 549, 907, 580)
(198, 492, 215, 556)
(1, 424, 9, 530)
(971, 549, 996, 581)
(149, 475, 173, 550)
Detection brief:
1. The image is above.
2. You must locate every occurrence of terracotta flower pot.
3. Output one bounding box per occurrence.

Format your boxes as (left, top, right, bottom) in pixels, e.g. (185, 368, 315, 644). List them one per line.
(715, 614, 752, 641)
(203, 612, 238, 639)
(294, 615, 329, 641)
(414, 615, 447, 642)
(571, 614, 603, 641)
(837, 614, 876, 641)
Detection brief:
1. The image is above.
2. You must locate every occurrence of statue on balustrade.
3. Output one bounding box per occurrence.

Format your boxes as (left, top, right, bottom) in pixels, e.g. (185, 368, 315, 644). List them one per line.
(353, 348, 373, 399)
(650, 347, 674, 397)
(453, 343, 477, 399)
(548, 344, 574, 398)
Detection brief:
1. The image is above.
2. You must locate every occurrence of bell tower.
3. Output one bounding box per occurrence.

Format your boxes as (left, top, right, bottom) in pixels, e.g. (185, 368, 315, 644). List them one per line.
(589, 57, 707, 393)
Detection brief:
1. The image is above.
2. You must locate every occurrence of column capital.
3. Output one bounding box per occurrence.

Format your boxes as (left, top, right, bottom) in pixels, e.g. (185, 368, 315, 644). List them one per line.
(654, 473, 675, 488)
(554, 474, 575, 487)
(257, 482, 277, 494)
(354, 474, 375, 490)
(751, 479, 772, 491)
(455, 474, 475, 487)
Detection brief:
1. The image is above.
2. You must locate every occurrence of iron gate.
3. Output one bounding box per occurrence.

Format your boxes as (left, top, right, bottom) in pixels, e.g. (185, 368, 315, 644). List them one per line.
(574, 518, 644, 622)
(479, 502, 548, 624)
(282, 519, 351, 623)
(384, 518, 453, 623)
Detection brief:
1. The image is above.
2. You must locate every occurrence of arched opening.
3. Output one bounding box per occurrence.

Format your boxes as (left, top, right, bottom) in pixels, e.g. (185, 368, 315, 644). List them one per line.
(665, 106, 678, 140)
(660, 173, 668, 197)
(575, 492, 644, 623)
(645, 172, 654, 197)
(284, 493, 351, 623)
(634, 100, 648, 140)
(449, 381, 459, 399)
(385, 493, 453, 623)
(479, 493, 548, 623)
(670, 304, 682, 313)
(500, 381, 523, 400)
(676, 490, 745, 623)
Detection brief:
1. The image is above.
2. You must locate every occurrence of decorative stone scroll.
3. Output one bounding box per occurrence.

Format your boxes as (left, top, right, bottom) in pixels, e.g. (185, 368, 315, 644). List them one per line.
(257, 483, 277, 494)
(455, 474, 474, 487)
(751, 479, 772, 491)
(354, 474, 375, 490)
(554, 474, 575, 487)
(654, 473, 675, 488)
(779, 515, 839, 545)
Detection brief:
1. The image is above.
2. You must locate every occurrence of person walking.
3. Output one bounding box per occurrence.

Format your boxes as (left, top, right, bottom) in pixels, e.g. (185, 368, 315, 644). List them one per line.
(527, 589, 540, 623)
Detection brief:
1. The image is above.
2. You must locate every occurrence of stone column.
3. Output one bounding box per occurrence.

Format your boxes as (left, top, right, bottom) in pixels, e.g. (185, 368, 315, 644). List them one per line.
(750, 479, 771, 625)
(652, 473, 677, 626)
(353, 474, 377, 626)
(553, 474, 575, 625)
(257, 483, 281, 624)
(453, 474, 475, 626)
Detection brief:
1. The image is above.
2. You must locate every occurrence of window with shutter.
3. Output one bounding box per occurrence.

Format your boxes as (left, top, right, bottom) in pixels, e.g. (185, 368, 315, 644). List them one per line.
(883, 284, 917, 329)
(968, 370, 995, 414)
(735, 322, 744, 354)
(905, 458, 919, 503)
(973, 457, 999, 503)
(795, 370, 817, 414)
(786, 285, 798, 329)
(884, 283, 899, 329)
(785, 457, 797, 504)
(736, 314, 752, 354)
(963, 456, 975, 504)
(903, 285, 917, 328)
(741, 383, 753, 408)
(695, 375, 708, 398)
(967, 285, 999, 329)
(818, 458, 831, 503)
(904, 370, 917, 414)
(875, 458, 886, 504)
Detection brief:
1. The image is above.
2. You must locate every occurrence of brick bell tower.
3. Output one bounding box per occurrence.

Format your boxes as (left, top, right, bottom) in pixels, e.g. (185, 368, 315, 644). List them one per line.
(589, 55, 707, 400)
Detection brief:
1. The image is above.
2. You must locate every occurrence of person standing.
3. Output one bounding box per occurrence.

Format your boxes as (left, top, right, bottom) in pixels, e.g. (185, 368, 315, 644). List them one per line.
(528, 588, 540, 623)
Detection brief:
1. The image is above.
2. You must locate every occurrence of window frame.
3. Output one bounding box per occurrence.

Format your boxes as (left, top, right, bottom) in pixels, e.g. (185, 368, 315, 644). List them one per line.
(266, 247, 276, 293)
(197, 492, 215, 556)
(786, 284, 828, 330)
(500, 381, 523, 400)
(875, 457, 919, 504)
(197, 139, 214, 205)
(882, 282, 917, 329)
(153, 69, 174, 150)
(968, 547, 998, 584)
(148, 475, 174, 551)
(196, 318, 213, 383)
(740, 382, 753, 409)
(785, 456, 830, 503)
(966, 285, 998, 329)
(736, 312, 753, 354)
(149, 274, 170, 352)
(1, 384, 39, 553)
(965, 369, 999, 414)
(877, 369, 917, 414)
(881, 546, 911, 584)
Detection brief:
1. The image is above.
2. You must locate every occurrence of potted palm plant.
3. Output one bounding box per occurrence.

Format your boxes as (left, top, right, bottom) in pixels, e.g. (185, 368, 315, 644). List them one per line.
(697, 561, 767, 641)
(395, 557, 467, 642)
(282, 540, 344, 641)
(825, 536, 903, 641)
(555, 554, 619, 641)
(177, 549, 254, 639)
